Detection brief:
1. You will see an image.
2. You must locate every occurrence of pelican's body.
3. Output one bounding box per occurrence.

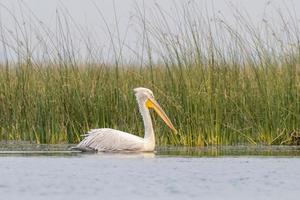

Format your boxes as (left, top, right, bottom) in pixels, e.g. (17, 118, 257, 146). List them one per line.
(75, 87, 176, 152)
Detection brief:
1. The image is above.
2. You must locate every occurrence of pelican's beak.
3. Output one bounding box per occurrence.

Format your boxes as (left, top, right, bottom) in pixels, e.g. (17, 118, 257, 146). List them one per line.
(146, 98, 177, 133)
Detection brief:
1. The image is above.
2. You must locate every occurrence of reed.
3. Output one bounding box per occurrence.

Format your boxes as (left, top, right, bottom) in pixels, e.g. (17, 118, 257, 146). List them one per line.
(0, 2, 299, 145)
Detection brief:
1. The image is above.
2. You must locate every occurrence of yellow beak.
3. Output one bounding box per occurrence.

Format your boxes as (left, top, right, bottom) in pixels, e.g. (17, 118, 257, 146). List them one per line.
(146, 98, 177, 133)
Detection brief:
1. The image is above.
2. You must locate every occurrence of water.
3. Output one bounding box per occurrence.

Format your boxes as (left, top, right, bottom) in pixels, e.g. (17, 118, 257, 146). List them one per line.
(1, 144, 300, 200)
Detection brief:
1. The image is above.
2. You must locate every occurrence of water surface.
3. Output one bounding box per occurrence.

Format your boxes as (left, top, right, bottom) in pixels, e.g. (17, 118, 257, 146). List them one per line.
(0, 144, 300, 200)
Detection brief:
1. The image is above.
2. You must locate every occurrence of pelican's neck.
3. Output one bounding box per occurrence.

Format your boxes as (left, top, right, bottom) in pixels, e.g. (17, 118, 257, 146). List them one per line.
(138, 100, 155, 142)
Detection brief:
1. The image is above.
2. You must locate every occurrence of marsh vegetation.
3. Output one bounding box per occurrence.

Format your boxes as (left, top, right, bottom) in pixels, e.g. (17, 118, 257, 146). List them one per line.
(0, 2, 299, 145)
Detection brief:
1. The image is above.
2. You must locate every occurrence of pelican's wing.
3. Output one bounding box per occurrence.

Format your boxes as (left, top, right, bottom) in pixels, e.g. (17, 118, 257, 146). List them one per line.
(75, 128, 145, 152)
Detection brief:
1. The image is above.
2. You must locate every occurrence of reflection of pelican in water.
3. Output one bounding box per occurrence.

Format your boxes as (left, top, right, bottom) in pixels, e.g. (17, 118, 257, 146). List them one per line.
(74, 87, 177, 152)
(86, 152, 156, 159)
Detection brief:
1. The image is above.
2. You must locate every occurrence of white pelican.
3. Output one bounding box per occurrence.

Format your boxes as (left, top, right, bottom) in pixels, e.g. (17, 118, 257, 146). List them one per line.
(74, 87, 177, 152)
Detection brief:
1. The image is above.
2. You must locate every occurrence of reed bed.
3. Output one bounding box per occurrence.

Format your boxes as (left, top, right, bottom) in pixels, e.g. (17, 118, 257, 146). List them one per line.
(0, 2, 299, 145)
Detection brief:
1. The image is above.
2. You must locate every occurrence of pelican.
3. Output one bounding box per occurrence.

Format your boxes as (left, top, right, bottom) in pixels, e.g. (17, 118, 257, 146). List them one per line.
(74, 87, 177, 152)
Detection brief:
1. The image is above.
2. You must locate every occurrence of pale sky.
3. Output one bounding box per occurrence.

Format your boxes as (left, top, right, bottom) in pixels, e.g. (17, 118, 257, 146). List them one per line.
(0, 0, 299, 62)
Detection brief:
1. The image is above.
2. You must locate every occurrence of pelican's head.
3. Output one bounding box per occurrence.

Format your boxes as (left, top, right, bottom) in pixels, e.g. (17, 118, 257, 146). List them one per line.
(134, 87, 177, 133)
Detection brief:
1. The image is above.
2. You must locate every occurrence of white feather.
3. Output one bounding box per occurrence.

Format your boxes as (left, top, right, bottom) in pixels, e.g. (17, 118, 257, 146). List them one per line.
(74, 87, 175, 152)
(76, 128, 144, 152)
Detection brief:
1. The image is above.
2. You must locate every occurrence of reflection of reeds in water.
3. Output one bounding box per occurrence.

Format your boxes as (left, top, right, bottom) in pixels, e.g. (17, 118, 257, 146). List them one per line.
(0, 2, 299, 145)
(156, 146, 300, 157)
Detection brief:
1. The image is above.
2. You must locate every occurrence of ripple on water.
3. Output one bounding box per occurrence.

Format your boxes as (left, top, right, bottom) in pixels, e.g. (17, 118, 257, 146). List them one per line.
(0, 144, 300, 200)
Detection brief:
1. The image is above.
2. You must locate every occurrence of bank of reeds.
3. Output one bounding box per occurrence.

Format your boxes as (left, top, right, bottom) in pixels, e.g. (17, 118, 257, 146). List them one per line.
(0, 2, 299, 145)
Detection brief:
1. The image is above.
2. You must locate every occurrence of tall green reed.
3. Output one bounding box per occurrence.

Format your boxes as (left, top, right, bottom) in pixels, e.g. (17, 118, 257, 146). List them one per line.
(0, 2, 299, 145)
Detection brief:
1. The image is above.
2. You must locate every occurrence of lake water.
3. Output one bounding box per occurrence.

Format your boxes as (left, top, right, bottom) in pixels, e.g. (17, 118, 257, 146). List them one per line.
(1, 145, 300, 200)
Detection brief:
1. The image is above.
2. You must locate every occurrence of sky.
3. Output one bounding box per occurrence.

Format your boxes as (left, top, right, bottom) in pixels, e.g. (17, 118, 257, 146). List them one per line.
(0, 0, 299, 62)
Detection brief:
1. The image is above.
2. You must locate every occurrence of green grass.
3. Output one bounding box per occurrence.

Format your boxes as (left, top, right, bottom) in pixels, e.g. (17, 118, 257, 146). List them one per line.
(0, 62, 299, 145)
(0, 2, 300, 145)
